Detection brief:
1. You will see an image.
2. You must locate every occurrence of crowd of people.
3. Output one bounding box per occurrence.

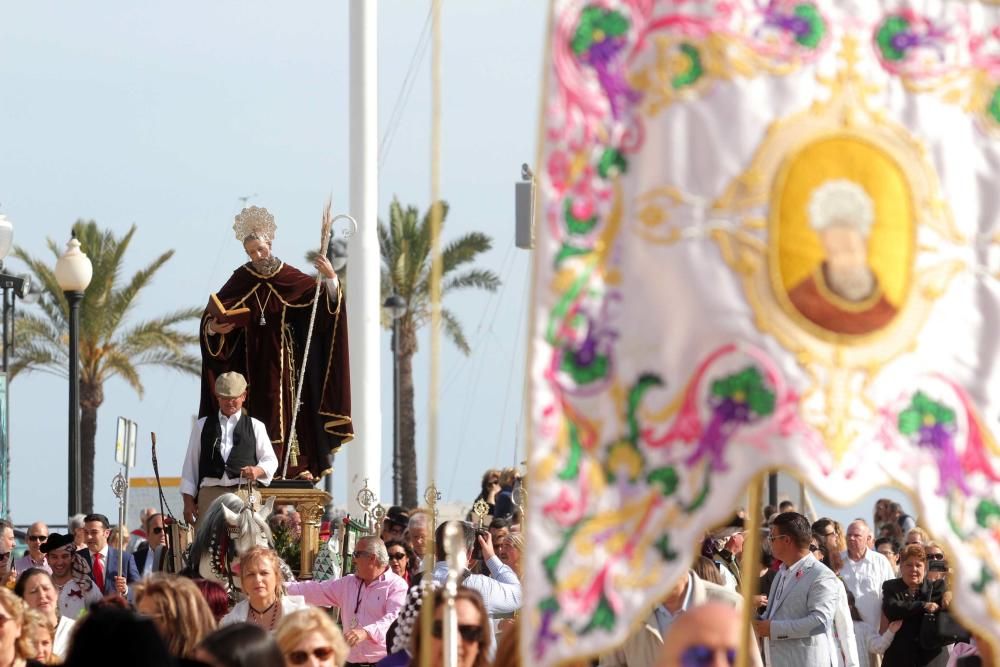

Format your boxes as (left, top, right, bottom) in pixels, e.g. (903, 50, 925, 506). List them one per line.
(636, 498, 994, 667)
(1, 476, 995, 667)
(0, 467, 528, 667)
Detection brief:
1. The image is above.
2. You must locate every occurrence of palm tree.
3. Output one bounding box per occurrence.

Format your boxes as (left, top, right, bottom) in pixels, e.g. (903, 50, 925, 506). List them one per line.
(379, 198, 501, 508)
(12, 220, 201, 512)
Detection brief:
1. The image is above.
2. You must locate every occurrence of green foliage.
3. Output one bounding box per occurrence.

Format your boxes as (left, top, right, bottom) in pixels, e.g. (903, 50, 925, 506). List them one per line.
(378, 198, 500, 355)
(648, 467, 679, 497)
(792, 3, 826, 49)
(270, 519, 302, 577)
(671, 44, 704, 89)
(597, 148, 628, 179)
(875, 15, 909, 61)
(12, 220, 201, 390)
(563, 199, 598, 236)
(897, 392, 955, 435)
(710, 366, 776, 417)
(571, 7, 630, 55)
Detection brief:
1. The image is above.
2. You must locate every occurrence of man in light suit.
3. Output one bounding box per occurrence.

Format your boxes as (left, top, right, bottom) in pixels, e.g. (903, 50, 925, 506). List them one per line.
(600, 570, 762, 667)
(78, 513, 140, 599)
(753, 512, 839, 667)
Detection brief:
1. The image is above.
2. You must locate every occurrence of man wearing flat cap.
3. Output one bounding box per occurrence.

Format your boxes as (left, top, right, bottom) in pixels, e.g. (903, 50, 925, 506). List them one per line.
(709, 520, 746, 592)
(181, 371, 278, 524)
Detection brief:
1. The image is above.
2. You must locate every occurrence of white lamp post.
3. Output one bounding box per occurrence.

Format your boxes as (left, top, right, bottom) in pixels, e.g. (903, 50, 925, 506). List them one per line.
(55, 234, 93, 516)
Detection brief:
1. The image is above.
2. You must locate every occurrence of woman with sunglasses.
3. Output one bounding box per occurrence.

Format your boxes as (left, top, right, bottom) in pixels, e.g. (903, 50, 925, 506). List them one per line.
(222, 547, 308, 631)
(881, 544, 949, 666)
(14, 569, 73, 661)
(410, 588, 491, 667)
(275, 608, 349, 667)
(384, 540, 416, 585)
(474, 470, 502, 519)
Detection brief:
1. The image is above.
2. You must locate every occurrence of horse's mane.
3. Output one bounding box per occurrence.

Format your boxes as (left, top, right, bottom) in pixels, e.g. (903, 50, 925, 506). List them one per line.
(188, 493, 273, 568)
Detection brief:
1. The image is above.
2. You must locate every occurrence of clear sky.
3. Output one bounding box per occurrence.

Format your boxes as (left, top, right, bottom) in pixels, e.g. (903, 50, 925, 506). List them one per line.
(0, 1, 544, 524)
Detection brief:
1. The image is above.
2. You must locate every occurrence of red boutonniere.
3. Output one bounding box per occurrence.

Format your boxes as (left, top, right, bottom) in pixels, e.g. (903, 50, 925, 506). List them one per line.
(795, 569, 804, 580)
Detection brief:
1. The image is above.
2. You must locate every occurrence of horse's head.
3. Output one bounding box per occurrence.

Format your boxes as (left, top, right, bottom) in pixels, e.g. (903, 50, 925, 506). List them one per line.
(221, 495, 275, 557)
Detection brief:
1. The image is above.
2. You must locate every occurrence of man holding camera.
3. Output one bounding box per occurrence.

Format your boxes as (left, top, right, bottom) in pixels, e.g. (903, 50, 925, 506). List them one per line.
(431, 521, 521, 625)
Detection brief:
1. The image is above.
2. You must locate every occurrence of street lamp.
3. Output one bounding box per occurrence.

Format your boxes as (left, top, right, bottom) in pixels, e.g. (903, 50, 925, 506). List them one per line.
(0, 216, 42, 518)
(382, 294, 406, 504)
(55, 234, 93, 517)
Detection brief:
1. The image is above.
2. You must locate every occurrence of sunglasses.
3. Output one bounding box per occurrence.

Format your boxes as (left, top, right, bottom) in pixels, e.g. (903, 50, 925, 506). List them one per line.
(431, 620, 483, 643)
(28, 535, 47, 542)
(287, 647, 335, 665)
(388, 552, 407, 561)
(681, 645, 737, 667)
(351, 551, 371, 560)
(152, 527, 164, 535)
(926, 553, 945, 561)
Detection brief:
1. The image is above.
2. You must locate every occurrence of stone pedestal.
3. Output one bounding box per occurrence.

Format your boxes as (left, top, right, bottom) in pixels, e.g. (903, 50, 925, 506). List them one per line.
(259, 485, 331, 579)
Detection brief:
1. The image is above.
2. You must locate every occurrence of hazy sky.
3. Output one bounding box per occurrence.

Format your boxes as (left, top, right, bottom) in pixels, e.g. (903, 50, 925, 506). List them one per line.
(1, 1, 544, 523)
(0, 2, 913, 529)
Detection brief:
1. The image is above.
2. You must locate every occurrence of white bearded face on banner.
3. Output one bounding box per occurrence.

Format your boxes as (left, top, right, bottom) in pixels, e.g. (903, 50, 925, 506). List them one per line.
(526, 0, 1000, 664)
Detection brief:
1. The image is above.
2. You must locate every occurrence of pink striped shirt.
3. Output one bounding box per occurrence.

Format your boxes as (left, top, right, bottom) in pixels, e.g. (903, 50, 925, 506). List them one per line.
(287, 569, 408, 663)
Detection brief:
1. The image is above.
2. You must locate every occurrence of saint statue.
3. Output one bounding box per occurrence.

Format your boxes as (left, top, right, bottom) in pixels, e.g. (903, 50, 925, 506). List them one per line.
(787, 179, 898, 336)
(199, 206, 352, 480)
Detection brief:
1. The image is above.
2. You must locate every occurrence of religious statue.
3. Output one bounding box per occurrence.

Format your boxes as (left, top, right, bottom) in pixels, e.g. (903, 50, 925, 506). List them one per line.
(786, 179, 898, 336)
(198, 205, 352, 481)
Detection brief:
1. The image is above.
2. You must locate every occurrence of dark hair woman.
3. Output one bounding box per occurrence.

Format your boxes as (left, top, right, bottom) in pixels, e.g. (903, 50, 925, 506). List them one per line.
(881, 545, 949, 667)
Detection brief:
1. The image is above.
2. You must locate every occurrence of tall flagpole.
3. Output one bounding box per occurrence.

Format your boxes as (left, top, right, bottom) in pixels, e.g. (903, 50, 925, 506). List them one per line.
(347, 0, 382, 517)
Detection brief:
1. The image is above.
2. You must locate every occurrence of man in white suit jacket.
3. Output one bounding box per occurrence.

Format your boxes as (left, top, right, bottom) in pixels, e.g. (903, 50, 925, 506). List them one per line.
(754, 512, 840, 667)
(600, 570, 762, 667)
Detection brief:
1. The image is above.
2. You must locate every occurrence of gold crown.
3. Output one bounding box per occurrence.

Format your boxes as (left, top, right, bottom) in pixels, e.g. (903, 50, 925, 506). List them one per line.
(233, 206, 277, 243)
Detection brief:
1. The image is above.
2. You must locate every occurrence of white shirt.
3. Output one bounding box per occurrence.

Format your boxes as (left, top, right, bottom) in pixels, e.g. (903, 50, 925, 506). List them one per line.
(53, 615, 75, 660)
(432, 557, 521, 617)
(839, 548, 895, 627)
(57, 577, 101, 620)
(180, 411, 277, 497)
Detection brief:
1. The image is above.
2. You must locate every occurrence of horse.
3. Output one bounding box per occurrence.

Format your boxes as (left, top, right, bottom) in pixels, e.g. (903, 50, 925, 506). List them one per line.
(186, 493, 276, 593)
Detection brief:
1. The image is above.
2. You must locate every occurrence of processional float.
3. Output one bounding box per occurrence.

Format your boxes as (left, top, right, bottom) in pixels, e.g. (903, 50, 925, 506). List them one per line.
(524, 1, 1000, 665)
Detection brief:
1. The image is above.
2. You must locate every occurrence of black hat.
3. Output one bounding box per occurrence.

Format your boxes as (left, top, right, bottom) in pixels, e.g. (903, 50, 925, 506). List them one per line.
(40, 532, 75, 554)
(385, 506, 410, 528)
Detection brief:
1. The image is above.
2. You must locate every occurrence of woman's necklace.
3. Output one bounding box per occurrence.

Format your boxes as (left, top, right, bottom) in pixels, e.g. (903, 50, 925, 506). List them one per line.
(253, 287, 273, 326)
(248, 599, 280, 630)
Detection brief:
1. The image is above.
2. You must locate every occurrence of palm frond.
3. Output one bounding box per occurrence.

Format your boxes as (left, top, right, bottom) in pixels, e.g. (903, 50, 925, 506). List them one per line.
(100, 350, 144, 397)
(440, 308, 471, 355)
(441, 232, 493, 275)
(131, 349, 201, 375)
(104, 248, 175, 338)
(442, 269, 502, 295)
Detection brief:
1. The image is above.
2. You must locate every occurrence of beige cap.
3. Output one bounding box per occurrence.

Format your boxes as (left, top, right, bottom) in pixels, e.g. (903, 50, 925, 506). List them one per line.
(215, 372, 248, 398)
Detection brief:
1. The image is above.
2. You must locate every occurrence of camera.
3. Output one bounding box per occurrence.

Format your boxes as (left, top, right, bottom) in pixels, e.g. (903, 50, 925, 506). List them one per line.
(471, 528, 489, 561)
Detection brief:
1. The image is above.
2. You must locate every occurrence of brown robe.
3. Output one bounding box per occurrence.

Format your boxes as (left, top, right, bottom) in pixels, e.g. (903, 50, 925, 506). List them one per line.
(787, 265, 897, 336)
(199, 261, 352, 479)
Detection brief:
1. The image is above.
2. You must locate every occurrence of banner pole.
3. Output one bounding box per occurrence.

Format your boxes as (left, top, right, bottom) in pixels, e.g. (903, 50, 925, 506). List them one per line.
(738, 472, 764, 667)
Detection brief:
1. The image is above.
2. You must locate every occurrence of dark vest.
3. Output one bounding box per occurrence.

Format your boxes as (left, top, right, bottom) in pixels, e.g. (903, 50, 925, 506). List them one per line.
(198, 412, 259, 491)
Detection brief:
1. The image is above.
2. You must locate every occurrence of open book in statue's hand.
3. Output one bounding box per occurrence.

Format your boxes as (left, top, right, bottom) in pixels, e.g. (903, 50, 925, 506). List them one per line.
(207, 293, 251, 328)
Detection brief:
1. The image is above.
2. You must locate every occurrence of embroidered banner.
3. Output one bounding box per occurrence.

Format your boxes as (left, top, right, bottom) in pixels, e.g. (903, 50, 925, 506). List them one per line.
(526, 1, 1000, 663)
